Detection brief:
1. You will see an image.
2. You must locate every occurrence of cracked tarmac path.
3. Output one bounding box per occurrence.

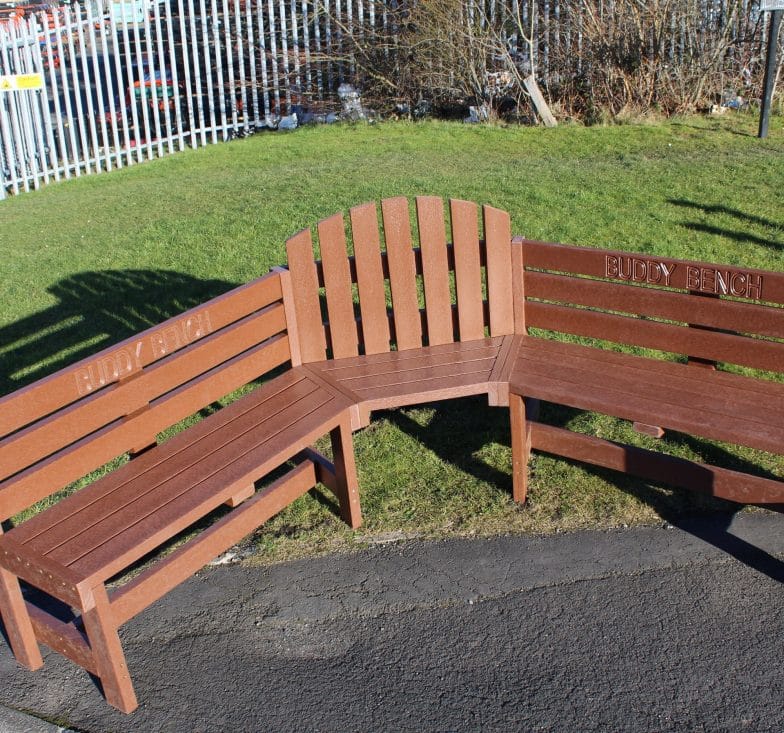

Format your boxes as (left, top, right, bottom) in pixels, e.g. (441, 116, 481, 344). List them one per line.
(1, 512, 783, 732)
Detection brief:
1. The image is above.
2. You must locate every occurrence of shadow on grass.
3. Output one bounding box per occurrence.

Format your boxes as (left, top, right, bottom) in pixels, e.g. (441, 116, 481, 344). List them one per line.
(667, 198, 782, 250)
(668, 121, 756, 138)
(389, 398, 784, 583)
(384, 396, 512, 492)
(0, 269, 238, 396)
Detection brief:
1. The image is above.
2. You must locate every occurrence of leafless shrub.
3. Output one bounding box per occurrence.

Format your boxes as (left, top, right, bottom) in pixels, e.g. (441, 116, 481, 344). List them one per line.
(315, 0, 778, 123)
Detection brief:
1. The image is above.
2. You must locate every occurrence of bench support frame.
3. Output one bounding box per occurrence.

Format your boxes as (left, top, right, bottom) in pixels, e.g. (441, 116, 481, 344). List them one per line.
(1, 447, 360, 713)
(510, 397, 784, 509)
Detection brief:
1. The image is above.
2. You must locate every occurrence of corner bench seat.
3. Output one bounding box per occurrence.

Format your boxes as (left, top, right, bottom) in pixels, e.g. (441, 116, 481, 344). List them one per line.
(511, 337, 784, 456)
(2, 368, 353, 590)
(305, 334, 522, 426)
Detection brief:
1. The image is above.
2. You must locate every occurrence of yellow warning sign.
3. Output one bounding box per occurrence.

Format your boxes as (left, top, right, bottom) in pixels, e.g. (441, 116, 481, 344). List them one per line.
(0, 73, 44, 92)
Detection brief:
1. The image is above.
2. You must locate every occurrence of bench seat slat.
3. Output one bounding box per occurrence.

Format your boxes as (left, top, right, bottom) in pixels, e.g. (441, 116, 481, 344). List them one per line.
(343, 357, 498, 395)
(318, 335, 505, 373)
(515, 339, 784, 429)
(512, 339, 784, 455)
(526, 301, 783, 373)
(63, 396, 341, 583)
(14, 370, 317, 548)
(514, 336, 784, 399)
(70, 397, 344, 585)
(9, 373, 347, 584)
(318, 340, 502, 382)
(56, 386, 327, 567)
(307, 336, 508, 414)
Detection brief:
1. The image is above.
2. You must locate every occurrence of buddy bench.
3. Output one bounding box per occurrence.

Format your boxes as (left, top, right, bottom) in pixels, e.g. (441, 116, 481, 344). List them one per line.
(1, 197, 781, 712)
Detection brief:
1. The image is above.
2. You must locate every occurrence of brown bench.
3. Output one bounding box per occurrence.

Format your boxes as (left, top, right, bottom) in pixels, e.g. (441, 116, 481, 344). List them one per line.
(1, 196, 782, 714)
(508, 239, 784, 511)
(0, 272, 362, 713)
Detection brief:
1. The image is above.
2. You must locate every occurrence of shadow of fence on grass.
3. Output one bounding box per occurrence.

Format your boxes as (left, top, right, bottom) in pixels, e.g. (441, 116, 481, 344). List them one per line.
(0, 269, 238, 396)
(668, 198, 783, 251)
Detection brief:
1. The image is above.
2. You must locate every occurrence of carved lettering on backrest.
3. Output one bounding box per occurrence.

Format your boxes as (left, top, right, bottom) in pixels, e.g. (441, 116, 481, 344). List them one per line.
(605, 255, 675, 286)
(74, 310, 214, 396)
(685, 266, 763, 300)
(605, 255, 764, 300)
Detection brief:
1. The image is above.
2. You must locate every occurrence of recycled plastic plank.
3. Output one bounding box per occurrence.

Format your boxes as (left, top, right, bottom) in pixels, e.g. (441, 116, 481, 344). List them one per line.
(350, 202, 391, 355)
(450, 199, 485, 341)
(381, 197, 422, 351)
(416, 196, 453, 346)
(318, 213, 359, 359)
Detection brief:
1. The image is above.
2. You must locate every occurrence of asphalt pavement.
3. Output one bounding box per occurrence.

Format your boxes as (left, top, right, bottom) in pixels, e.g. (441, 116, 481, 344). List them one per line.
(1, 511, 783, 732)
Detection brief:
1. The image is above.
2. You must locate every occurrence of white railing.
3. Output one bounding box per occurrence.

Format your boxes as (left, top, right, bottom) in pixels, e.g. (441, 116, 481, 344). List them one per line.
(0, 0, 768, 198)
(1, 0, 350, 197)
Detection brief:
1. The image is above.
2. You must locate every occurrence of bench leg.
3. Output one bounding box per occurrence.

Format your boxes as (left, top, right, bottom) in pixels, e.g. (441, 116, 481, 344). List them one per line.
(330, 420, 363, 529)
(81, 584, 138, 714)
(0, 565, 43, 670)
(510, 392, 532, 504)
(225, 484, 256, 508)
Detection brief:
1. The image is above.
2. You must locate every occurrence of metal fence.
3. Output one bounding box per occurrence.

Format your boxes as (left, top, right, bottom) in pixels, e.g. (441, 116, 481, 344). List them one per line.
(0, 0, 773, 198)
(0, 0, 360, 197)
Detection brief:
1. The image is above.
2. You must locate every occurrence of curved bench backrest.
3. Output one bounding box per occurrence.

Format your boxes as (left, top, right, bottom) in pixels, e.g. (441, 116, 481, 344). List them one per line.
(285, 196, 516, 363)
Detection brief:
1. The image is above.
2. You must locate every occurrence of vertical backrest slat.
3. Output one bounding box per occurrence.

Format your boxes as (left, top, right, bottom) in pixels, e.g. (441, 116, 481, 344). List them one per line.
(450, 199, 485, 341)
(511, 237, 527, 333)
(483, 204, 515, 336)
(271, 266, 302, 366)
(381, 197, 423, 350)
(416, 196, 454, 346)
(350, 202, 391, 355)
(318, 213, 359, 359)
(285, 228, 327, 363)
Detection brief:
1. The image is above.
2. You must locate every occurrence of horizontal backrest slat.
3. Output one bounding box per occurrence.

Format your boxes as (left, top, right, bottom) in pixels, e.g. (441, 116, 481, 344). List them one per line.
(0, 304, 287, 483)
(524, 240, 784, 305)
(526, 271, 784, 339)
(0, 335, 292, 520)
(0, 274, 284, 439)
(527, 301, 783, 373)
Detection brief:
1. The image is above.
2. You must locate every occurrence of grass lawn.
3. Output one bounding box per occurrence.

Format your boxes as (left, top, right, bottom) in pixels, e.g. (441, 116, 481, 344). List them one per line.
(1, 112, 782, 563)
